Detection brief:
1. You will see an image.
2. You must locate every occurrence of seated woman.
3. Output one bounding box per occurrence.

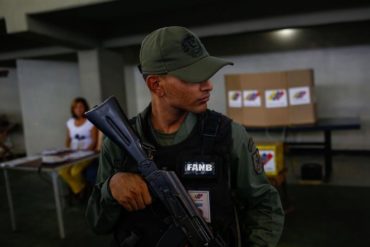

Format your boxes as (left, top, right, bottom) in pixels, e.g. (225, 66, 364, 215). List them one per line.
(59, 97, 98, 195)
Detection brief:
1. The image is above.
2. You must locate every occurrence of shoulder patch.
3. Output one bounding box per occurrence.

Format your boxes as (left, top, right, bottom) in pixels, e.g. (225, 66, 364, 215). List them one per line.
(252, 149, 264, 175)
(248, 137, 264, 175)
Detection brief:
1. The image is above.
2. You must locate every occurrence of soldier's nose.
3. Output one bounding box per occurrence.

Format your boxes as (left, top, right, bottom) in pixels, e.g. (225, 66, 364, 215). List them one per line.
(200, 80, 213, 91)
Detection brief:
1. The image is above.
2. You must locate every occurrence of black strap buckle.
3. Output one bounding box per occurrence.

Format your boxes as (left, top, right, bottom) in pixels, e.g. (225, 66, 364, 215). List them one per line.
(142, 142, 156, 160)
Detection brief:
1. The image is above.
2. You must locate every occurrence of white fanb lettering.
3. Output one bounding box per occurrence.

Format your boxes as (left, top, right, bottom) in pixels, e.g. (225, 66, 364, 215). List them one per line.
(185, 162, 214, 174)
(192, 164, 198, 171)
(186, 163, 192, 171)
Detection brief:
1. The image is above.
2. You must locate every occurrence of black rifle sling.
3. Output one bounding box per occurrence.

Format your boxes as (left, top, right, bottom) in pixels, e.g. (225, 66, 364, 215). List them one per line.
(129, 116, 156, 160)
(201, 110, 221, 155)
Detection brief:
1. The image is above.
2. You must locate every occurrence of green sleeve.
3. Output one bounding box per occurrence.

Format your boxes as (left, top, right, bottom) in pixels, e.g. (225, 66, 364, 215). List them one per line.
(85, 138, 124, 234)
(231, 123, 285, 247)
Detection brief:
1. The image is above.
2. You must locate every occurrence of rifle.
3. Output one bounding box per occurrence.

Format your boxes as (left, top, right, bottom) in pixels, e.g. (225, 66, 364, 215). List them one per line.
(85, 96, 226, 247)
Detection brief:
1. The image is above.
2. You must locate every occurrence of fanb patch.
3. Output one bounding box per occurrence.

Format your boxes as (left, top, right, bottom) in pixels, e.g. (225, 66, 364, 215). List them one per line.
(253, 149, 263, 175)
(178, 155, 220, 180)
(183, 162, 216, 176)
(182, 35, 204, 57)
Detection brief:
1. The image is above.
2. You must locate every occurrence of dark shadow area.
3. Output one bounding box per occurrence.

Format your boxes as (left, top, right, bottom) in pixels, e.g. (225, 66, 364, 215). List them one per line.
(0, 171, 110, 247)
(280, 185, 370, 247)
(113, 20, 370, 65)
(1, 161, 370, 246)
(29, 0, 370, 39)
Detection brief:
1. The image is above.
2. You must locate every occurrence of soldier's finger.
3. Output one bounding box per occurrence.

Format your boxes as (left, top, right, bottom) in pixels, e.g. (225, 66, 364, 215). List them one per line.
(141, 184, 152, 205)
(136, 193, 146, 210)
(122, 202, 133, 212)
(129, 191, 139, 211)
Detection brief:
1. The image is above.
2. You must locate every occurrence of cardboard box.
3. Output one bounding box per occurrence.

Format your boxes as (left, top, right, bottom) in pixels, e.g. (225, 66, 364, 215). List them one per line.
(225, 69, 316, 127)
(257, 142, 284, 177)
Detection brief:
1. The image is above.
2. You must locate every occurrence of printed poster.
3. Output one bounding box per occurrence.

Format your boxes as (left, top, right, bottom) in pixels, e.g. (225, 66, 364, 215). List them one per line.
(265, 89, 288, 108)
(260, 150, 276, 173)
(243, 90, 261, 107)
(289, 86, 311, 105)
(228, 91, 242, 108)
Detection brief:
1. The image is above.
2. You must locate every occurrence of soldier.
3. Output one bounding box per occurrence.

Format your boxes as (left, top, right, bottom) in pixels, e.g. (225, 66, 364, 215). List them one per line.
(86, 26, 284, 247)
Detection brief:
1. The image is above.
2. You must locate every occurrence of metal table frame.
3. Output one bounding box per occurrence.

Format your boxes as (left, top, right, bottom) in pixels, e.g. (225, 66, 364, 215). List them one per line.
(245, 117, 361, 181)
(1, 153, 99, 239)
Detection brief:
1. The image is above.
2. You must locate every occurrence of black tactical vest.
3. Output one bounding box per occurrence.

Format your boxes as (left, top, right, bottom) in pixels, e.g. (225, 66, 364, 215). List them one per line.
(112, 110, 238, 247)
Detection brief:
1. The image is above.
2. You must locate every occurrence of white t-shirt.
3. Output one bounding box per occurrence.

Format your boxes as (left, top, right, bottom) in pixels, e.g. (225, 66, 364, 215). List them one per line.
(66, 118, 94, 150)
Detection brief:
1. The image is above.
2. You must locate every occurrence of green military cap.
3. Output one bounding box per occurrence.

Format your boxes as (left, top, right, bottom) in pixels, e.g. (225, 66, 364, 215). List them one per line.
(139, 26, 233, 83)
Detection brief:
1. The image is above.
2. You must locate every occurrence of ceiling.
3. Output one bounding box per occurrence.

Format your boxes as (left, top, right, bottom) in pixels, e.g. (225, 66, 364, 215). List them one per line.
(28, 0, 370, 39)
(1, 0, 370, 65)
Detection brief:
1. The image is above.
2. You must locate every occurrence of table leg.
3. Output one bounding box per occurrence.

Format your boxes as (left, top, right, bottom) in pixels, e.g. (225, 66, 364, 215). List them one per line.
(58, 178, 66, 210)
(51, 171, 65, 239)
(324, 130, 332, 181)
(3, 168, 17, 231)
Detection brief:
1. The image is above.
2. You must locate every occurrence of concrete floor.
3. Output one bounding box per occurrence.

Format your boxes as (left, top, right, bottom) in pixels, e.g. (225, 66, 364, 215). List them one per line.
(1, 153, 370, 247)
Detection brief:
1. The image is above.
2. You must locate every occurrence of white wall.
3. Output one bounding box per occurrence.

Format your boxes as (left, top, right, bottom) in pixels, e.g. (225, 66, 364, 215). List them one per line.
(78, 49, 127, 109)
(99, 50, 127, 110)
(0, 68, 25, 153)
(124, 65, 150, 118)
(17, 59, 81, 155)
(124, 45, 370, 150)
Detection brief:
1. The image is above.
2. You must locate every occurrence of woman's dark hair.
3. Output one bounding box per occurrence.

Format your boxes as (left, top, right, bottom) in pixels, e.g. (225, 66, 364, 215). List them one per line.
(70, 97, 90, 119)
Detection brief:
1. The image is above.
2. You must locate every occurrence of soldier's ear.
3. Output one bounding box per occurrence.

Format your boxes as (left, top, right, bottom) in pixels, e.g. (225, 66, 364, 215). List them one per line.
(146, 75, 165, 97)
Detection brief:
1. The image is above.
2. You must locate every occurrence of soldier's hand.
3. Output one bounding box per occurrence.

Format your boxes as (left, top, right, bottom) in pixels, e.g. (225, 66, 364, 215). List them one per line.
(109, 172, 152, 211)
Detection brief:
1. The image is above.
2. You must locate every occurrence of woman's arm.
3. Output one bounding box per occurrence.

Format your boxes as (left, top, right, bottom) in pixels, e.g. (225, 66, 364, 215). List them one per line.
(87, 126, 98, 151)
(65, 128, 71, 148)
(95, 131, 104, 152)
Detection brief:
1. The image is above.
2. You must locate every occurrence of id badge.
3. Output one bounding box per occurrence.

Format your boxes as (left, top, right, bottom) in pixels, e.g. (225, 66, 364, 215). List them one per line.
(188, 190, 211, 223)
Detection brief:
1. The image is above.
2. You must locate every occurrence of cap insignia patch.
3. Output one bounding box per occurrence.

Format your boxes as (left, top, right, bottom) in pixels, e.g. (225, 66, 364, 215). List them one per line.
(182, 35, 203, 58)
